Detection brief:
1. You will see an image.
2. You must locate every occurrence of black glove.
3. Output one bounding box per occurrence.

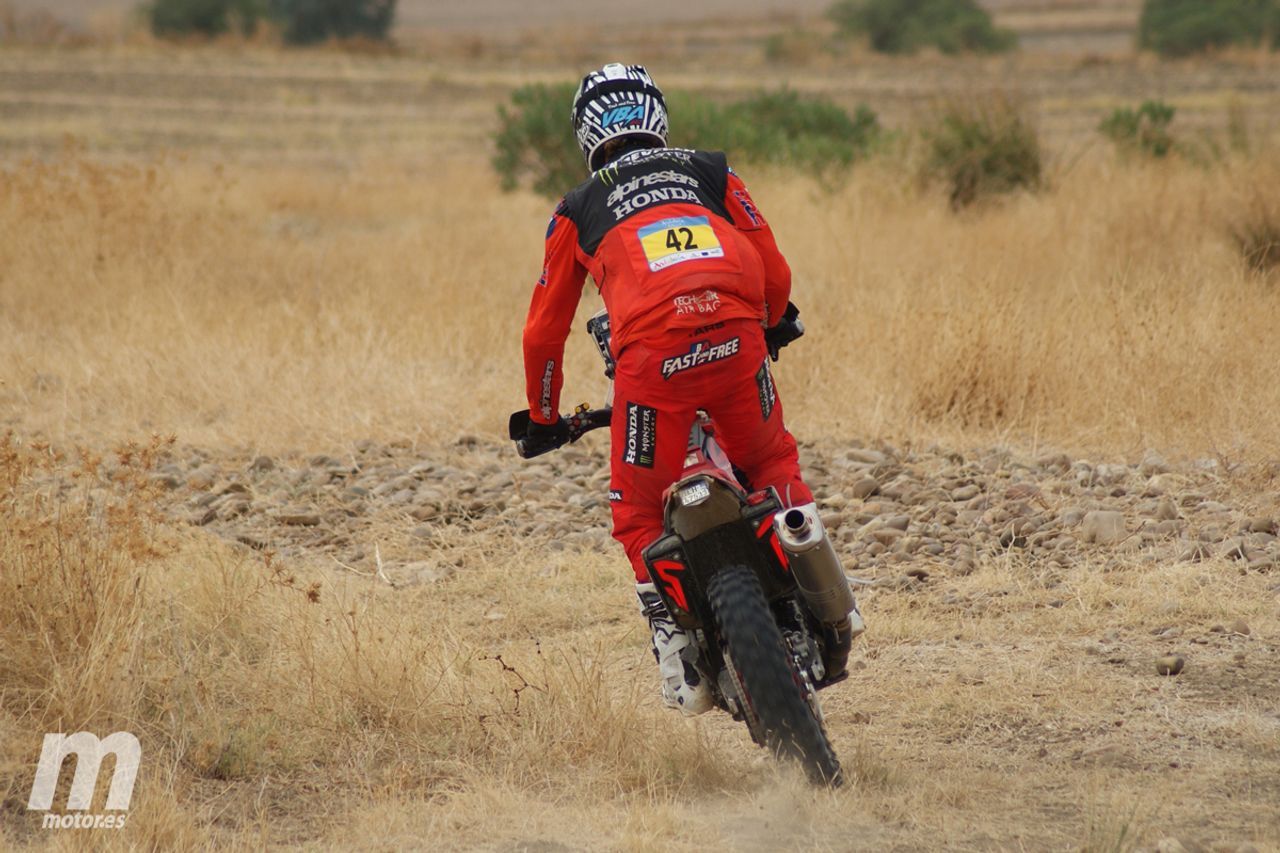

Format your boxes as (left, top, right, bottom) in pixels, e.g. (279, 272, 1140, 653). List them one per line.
(526, 417, 570, 445)
(765, 301, 804, 361)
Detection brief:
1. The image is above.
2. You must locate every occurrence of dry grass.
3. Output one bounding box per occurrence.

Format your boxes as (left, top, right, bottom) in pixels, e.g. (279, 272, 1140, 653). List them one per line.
(3, 149, 1280, 459)
(0, 436, 748, 849)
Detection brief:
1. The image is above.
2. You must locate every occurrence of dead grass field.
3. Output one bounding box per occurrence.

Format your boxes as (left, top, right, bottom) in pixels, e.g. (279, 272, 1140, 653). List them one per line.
(1, 45, 1279, 851)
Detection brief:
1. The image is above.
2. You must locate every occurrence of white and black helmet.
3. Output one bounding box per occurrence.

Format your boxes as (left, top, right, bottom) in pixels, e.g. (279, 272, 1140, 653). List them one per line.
(571, 63, 669, 172)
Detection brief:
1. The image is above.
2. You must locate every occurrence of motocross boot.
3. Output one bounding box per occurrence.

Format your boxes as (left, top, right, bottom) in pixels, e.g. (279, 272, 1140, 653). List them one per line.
(636, 582, 714, 715)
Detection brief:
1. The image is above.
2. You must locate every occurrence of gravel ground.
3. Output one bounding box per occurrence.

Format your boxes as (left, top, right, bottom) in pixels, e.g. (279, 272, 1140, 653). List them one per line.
(145, 436, 1280, 590)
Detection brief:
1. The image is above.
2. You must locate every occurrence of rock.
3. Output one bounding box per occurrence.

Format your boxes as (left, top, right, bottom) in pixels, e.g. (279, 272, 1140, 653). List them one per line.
(1198, 526, 1225, 543)
(1155, 655, 1185, 676)
(1139, 452, 1170, 476)
(1178, 543, 1212, 562)
(1221, 539, 1249, 561)
(189, 507, 217, 526)
(187, 466, 218, 490)
(1006, 482, 1041, 501)
(950, 484, 980, 501)
(409, 562, 455, 584)
(1033, 452, 1069, 472)
(1081, 510, 1126, 545)
(217, 494, 250, 519)
(886, 514, 911, 531)
(1059, 507, 1086, 527)
(1248, 516, 1278, 535)
(871, 527, 905, 547)
(249, 455, 275, 473)
(1155, 497, 1181, 521)
(821, 493, 849, 511)
(235, 531, 269, 550)
(904, 566, 930, 581)
(845, 448, 888, 466)
(850, 477, 880, 500)
(278, 511, 321, 527)
(1228, 618, 1251, 636)
(1095, 463, 1129, 485)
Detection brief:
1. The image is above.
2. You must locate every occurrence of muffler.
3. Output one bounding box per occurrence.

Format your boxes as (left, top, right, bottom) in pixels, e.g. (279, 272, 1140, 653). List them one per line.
(774, 504, 864, 632)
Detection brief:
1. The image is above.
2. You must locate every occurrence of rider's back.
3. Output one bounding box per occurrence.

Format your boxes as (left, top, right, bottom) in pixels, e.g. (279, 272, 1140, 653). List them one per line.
(557, 147, 771, 354)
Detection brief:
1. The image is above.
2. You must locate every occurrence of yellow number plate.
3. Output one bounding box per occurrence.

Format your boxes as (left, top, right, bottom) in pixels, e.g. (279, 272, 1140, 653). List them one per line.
(637, 216, 725, 272)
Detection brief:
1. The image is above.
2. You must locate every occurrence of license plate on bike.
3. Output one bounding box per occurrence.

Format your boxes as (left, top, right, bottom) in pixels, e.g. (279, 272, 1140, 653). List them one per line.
(679, 481, 712, 507)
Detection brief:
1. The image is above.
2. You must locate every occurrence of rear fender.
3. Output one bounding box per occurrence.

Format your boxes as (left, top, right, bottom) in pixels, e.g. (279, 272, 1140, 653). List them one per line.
(662, 470, 746, 541)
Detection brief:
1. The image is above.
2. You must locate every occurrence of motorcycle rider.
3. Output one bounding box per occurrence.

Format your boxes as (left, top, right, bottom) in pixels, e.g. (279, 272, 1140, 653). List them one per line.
(521, 64, 832, 714)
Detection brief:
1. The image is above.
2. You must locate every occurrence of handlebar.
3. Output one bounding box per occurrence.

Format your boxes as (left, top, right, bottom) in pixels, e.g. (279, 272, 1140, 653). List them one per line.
(508, 406, 613, 458)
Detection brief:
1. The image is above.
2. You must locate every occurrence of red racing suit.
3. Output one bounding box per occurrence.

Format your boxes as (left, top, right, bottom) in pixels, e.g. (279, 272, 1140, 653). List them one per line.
(522, 147, 813, 581)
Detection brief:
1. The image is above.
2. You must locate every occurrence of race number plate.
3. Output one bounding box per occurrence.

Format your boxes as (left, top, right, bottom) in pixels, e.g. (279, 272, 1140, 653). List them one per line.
(637, 216, 724, 272)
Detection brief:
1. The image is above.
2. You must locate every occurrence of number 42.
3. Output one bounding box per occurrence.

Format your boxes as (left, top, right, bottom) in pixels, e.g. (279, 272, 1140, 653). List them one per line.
(664, 228, 698, 251)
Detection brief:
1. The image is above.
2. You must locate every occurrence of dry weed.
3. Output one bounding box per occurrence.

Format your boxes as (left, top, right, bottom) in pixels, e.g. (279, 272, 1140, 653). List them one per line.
(0, 438, 744, 847)
(3, 150, 1280, 459)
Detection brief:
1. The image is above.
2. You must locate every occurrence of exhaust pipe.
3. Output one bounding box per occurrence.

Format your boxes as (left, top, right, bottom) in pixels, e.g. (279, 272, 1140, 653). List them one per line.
(775, 504, 864, 633)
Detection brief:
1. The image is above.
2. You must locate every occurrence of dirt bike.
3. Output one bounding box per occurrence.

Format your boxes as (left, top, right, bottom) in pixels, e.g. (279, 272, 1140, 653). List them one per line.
(508, 305, 863, 786)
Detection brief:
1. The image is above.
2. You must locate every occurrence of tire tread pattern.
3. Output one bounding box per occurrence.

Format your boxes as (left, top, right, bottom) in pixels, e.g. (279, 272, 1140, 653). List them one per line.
(707, 563, 843, 786)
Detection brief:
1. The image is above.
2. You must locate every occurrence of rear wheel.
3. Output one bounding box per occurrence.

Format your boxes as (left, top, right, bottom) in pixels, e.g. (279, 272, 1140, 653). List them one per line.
(707, 563, 843, 786)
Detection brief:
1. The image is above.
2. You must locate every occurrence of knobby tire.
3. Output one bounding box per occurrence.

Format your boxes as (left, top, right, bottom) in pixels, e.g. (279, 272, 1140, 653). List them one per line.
(707, 563, 843, 786)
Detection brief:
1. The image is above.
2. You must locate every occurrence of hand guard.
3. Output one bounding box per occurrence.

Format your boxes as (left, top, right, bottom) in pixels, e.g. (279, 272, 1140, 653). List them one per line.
(526, 417, 570, 445)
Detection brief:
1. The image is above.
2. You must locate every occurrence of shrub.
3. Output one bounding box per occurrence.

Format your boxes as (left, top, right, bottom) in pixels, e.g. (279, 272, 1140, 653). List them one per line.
(492, 85, 882, 197)
(1137, 0, 1280, 57)
(267, 0, 395, 44)
(492, 83, 581, 197)
(763, 28, 837, 63)
(1099, 100, 1177, 158)
(676, 90, 882, 175)
(144, 0, 394, 43)
(1232, 194, 1280, 276)
(828, 0, 1017, 55)
(147, 0, 263, 36)
(922, 96, 1042, 209)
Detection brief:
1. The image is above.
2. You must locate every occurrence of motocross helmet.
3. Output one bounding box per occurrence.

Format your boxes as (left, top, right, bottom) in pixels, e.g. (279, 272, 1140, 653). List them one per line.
(571, 63, 668, 172)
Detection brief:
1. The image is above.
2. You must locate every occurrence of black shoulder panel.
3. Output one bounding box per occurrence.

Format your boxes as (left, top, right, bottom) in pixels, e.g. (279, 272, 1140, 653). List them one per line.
(565, 148, 733, 256)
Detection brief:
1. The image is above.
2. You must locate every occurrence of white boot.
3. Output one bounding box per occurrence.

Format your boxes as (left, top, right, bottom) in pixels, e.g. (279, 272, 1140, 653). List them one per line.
(636, 582, 714, 715)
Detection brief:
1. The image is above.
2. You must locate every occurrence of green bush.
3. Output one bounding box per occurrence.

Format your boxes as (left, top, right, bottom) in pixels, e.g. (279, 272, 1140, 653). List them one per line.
(922, 97, 1042, 209)
(144, 0, 394, 43)
(1099, 100, 1177, 157)
(492, 85, 883, 198)
(1138, 0, 1280, 57)
(492, 83, 580, 197)
(828, 0, 1017, 55)
(268, 0, 394, 44)
(147, 0, 263, 36)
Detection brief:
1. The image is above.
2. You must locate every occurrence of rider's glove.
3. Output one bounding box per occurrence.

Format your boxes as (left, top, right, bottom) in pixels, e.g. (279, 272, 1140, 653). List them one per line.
(526, 417, 570, 445)
(764, 301, 803, 362)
